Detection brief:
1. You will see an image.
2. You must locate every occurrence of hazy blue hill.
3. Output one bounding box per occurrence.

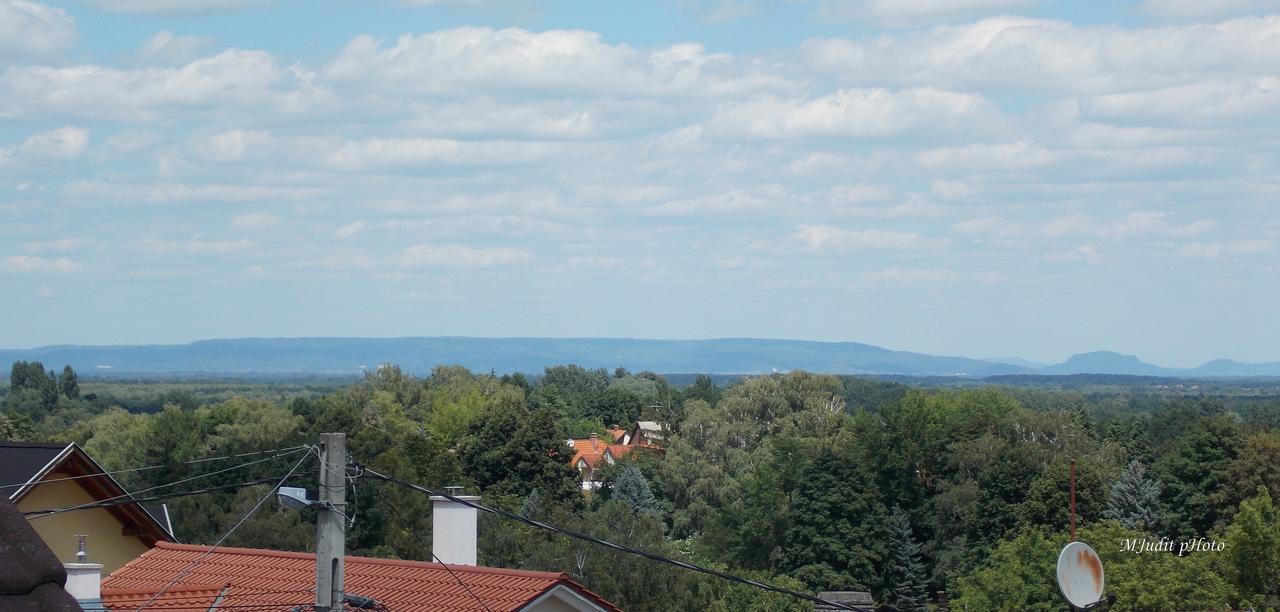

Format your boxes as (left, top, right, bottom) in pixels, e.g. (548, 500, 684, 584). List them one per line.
(1189, 358, 1280, 377)
(0, 337, 1013, 376)
(1037, 351, 1178, 376)
(2, 338, 1276, 377)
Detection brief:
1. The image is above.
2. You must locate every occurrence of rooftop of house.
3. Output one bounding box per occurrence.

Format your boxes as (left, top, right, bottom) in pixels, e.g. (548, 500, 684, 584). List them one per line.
(567, 435, 619, 468)
(0, 441, 173, 542)
(0, 441, 71, 496)
(102, 541, 621, 611)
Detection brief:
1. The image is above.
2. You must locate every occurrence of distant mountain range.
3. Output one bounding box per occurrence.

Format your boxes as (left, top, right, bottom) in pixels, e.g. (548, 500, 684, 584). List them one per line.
(0, 338, 1277, 378)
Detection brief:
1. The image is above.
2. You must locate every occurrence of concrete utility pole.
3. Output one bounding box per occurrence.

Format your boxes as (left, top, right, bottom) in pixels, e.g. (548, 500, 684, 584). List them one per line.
(315, 433, 346, 612)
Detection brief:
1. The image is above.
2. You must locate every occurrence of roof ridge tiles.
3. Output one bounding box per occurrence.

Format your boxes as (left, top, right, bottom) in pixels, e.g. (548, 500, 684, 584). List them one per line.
(150, 541, 571, 580)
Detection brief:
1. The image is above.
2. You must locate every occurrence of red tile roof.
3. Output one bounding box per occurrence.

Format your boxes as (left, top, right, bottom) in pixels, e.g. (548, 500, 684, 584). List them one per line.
(100, 584, 228, 610)
(568, 438, 618, 470)
(103, 541, 620, 611)
(569, 438, 662, 471)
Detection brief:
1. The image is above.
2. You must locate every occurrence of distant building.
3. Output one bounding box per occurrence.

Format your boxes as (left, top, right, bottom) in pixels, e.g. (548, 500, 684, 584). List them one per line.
(622, 421, 665, 446)
(568, 428, 663, 490)
(814, 591, 873, 611)
(1, 442, 174, 574)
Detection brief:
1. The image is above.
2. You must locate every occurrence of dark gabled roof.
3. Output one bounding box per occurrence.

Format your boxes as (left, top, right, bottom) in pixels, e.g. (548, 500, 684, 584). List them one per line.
(0, 442, 71, 500)
(0, 441, 174, 543)
(0, 496, 81, 610)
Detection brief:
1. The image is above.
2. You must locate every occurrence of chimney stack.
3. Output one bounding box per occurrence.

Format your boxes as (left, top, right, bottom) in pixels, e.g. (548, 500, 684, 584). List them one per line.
(431, 486, 480, 566)
(64, 562, 103, 605)
(64, 535, 103, 605)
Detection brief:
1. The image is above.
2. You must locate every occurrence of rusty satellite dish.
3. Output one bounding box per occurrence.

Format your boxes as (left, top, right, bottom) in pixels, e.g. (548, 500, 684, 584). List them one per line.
(1057, 541, 1104, 608)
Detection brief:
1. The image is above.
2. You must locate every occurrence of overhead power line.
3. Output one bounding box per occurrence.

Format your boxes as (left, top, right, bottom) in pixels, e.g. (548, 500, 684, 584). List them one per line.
(22, 477, 284, 518)
(359, 466, 868, 612)
(28, 447, 309, 520)
(136, 449, 314, 611)
(0, 445, 311, 491)
(369, 478, 493, 612)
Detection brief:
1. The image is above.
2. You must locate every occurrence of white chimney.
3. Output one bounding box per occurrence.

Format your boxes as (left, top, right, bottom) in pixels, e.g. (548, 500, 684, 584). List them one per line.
(64, 563, 103, 603)
(431, 486, 480, 566)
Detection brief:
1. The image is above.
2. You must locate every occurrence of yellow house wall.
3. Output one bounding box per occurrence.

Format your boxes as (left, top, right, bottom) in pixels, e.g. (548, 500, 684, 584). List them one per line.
(13, 472, 153, 574)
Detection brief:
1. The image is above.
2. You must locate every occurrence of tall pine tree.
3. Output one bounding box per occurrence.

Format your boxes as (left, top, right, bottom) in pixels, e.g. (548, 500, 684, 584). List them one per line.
(59, 365, 79, 399)
(884, 505, 929, 611)
(1105, 460, 1161, 532)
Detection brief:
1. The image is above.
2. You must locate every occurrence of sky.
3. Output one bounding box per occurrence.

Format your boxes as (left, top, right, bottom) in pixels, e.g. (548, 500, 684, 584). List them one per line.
(1, 0, 1278, 367)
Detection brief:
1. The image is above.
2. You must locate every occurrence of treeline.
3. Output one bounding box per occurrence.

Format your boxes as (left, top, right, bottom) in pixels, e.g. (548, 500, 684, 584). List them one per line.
(3, 362, 1279, 610)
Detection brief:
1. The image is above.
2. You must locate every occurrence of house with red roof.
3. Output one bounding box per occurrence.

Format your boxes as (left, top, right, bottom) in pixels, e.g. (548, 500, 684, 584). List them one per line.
(95, 488, 622, 611)
(100, 541, 620, 611)
(567, 431, 662, 491)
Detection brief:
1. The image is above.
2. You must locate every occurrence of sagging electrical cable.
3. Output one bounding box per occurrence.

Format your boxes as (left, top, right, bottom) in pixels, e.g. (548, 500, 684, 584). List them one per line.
(135, 448, 314, 611)
(0, 445, 311, 491)
(358, 465, 869, 612)
(30, 446, 309, 520)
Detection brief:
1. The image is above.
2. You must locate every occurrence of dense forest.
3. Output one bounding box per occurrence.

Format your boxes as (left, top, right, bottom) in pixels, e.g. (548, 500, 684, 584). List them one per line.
(4, 361, 1280, 610)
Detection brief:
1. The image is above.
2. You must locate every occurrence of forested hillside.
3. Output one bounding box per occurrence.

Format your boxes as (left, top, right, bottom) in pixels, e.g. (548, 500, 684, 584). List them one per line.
(4, 361, 1279, 610)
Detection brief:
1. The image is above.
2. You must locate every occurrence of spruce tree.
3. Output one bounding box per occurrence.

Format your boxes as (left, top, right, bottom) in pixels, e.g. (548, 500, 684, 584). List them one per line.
(614, 464, 658, 515)
(883, 505, 928, 610)
(1105, 460, 1161, 531)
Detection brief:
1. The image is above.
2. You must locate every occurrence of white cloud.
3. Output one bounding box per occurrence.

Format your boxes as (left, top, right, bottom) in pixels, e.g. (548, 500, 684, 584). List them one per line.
(64, 181, 327, 203)
(1079, 77, 1280, 126)
(325, 137, 565, 169)
(864, 266, 958, 286)
(82, 0, 271, 15)
(16, 126, 89, 160)
(21, 238, 84, 253)
(1043, 211, 1216, 239)
(137, 31, 216, 65)
(403, 97, 604, 139)
(400, 244, 530, 268)
(708, 87, 996, 139)
(1179, 240, 1274, 258)
(334, 221, 366, 239)
(206, 129, 270, 161)
(649, 189, 777, 216)
(1045, 244, 1101, 263)
(0, 0, 75, 60)
(1113, 210, 1214, 238)
(816, 0, 1035, 26)
(136, 238, 254, 255)
(323, 28, 788, 99)
(2, 50, 327, 121)
(230, 213, 279, 229)
(919, 140, 1055, 171)
(1139, 0, 1280, 20)
(931, 180, 973, 199)
(5, 254, 80, 272)
(803, 16, 1280, 95)
(1042, 215, 1093, 237)
(952, 216, 1022, 237)
(796, 225, 929, 250)
(681, 0, 766, 22)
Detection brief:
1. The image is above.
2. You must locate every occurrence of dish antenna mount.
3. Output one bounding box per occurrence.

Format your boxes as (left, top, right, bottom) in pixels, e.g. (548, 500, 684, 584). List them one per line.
(1057, 541, 1105, 610)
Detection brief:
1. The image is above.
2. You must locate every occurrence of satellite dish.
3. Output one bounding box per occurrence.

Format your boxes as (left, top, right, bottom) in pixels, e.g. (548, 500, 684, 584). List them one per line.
(1057, 541, 1104, 609)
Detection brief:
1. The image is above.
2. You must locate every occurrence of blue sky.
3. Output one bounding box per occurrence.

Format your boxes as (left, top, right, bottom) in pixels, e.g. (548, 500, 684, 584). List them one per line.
(1, 0, 1278, 367)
